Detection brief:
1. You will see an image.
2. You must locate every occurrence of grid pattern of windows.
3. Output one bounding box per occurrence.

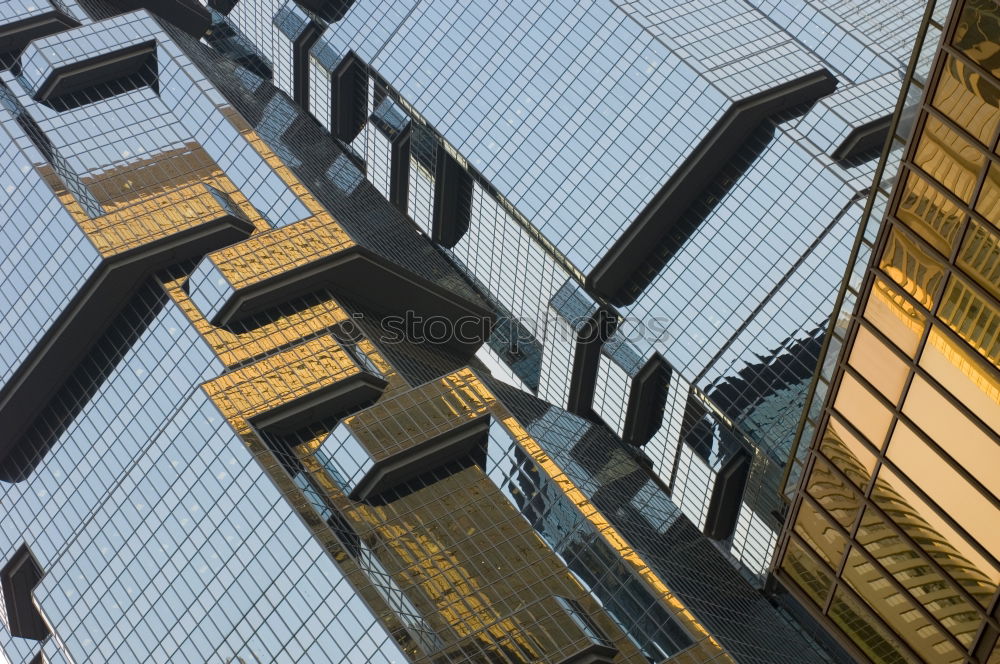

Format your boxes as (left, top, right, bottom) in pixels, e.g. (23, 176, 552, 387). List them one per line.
(777, 2, 1000, 662)
(0, 12, 409, 663)
(4, 1, 980, 663)
(210, 0, 932, 586)
(747, 0, 927, 82)
(449, 181, 573, 342)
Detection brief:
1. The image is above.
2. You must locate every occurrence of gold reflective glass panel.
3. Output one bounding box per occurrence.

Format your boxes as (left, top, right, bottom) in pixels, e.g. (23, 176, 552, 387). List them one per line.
(851, 507, 985, 650)
(207, 212, 354, 290)
(780, 538, 834, 608)
(848, 326, 911, 402)
(977, 162, 1000, 225)
(879, 227, 946, 309)
(807, 457, 865, 529)
(901, 374, 1000, 499)
(886, 420, 1000, 558)
(827, 586, 918, 664)
(937, 273, 1000, 367)
(932, 53, 1000, 145)
(869, 465, 1000, 605)
(896, 170, 966, 255)
(989, 640, 1000, 664)
(833, 372, 893, 448)
(819, 415, 878, 490)
(864, 278, 928, 356)
(793, 497, 848, 568)
(918, 325, 1000, 435)
(953, 0, 1000, 79)
(841, 544, 968, 662)
(202, 335, 363, 433)
(958, 218, 1000, 299)
(78, 183, 247, 257)
(914, 115, 985, 203)
(165, 277, 352, 367)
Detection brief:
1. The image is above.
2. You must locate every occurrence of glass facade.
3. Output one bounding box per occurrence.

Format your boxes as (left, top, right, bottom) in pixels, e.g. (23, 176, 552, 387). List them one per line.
(776, 0, 1000, 662)
(0, 2, 866, 664)
(210, 0, 943, 584)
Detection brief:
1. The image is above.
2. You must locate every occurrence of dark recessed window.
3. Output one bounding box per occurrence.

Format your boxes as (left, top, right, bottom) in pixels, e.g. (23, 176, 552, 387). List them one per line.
(1, 544, 50, 641)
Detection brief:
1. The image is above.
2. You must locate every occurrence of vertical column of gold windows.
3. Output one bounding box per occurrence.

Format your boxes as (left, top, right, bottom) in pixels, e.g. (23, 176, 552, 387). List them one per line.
(777, 1, 1000, 663)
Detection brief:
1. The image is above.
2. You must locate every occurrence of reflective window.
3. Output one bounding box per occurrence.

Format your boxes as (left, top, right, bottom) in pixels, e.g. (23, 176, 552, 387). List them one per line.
(827, 586, 918, 664)
(870, 465, 1000, 603)
(953, 0, 1000, 77)
(937, 273, 1000, 367)
(932, 53, 1000, 145)
(896, 170, 966, 255)
(819, 415, 879, 491)
(833, 372, 893, 448)
(848, 326, 911, 402)
(977, 162, 1000, 226)
(793, 498, 847, 568)
(958, 219, 1000, 300)
(863, 279, 928, 357)
(780, 538, 834, 608)
(902, 374, 1000, 498)
(841, 542, 969, 662)
(879, 227, 946, 309)
(913, 115, 984, 203)
(918, 326, 1000, 435)
(806, 457, 865, 529)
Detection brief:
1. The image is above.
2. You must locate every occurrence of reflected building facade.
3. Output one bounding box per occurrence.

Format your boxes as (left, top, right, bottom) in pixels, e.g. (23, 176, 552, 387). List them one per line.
(775, 0, 1000, 662)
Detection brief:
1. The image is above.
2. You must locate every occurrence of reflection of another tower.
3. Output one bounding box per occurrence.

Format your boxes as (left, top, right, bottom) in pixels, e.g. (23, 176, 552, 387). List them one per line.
(815, 426, 993, 652)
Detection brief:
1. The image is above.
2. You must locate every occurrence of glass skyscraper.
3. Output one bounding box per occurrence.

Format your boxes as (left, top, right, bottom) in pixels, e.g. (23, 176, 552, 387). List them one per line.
(0, 0, 988, 663)
(775, 0, 1000, 662)
(208, 0, 943, 584)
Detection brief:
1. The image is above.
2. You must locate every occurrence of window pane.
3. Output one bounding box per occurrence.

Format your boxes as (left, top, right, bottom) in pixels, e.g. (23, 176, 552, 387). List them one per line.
(793, 498, 848, 568)
(932, 54, 1000, 145)
(864, 279, 927, 357)
(902, 374, 1000, 498)
(870, 465, 999, 606)
(957, 218, 1000, 300)
(953, 0, 1000, 78)
(937, 273, 1000, 367)
(879, 227, 946, 309)
(852, 510, 984, 649)
(819, 415, 878, 490)
(842, 544, 970, 662)
(780, 538, 834, 608)
(848, 326, 911, 403)
(977, 162, 1000, 227)
(887, 421, 1000, 558)
(807, 457, 865, 529)
(896, 170, 966, 255)
(827, 586, 918, 664)
(833, 373, 893, 448)
(919, 326, 1000, 435)
(914, 115, 984, 203)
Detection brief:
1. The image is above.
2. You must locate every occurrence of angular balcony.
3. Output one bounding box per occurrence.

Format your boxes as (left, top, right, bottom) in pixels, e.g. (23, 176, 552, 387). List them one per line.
(0, 0, 79, 66)
(202, 334, 388, 436)
(188, 213, 493, 358)
(319, 410, 491, 502)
